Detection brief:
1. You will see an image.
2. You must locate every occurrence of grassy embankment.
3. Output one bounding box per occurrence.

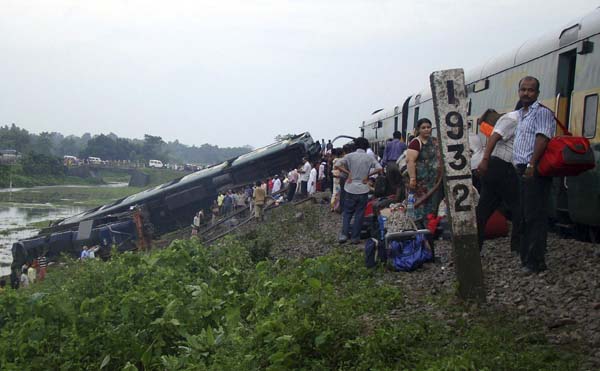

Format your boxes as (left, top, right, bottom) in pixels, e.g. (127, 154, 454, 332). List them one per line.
(0, 206, 584, 370)
(0, 168, 186, 207)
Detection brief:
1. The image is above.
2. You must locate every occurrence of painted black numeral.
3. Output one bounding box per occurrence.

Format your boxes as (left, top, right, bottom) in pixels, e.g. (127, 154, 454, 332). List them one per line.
(445, 111, 464, 140)
(447, 144, 467, 171)
(453, 184, 471, 212)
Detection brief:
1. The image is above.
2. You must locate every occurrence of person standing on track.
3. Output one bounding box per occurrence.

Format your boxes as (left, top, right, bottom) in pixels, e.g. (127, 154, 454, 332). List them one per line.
(335, 137, 383, 244)
(298, 157, 311, 198)
(512, 76, 556, 274)
(287, 168, 298, 202)
(253, 180, 267, 221)
(381, 131, 407, 167)
(476, 105, 521, 255)
(405, 118, 443, 222)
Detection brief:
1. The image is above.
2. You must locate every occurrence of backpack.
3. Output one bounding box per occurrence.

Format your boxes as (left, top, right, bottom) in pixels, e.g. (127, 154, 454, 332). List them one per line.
(364, 238, 387, 268)
(388, 232, 432, 272)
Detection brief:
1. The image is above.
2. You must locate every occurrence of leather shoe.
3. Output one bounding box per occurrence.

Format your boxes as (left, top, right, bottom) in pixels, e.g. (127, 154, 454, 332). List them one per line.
(338, 234, 348, 244)
(520, 266, 535, 275)
(350, 239, 361, 245)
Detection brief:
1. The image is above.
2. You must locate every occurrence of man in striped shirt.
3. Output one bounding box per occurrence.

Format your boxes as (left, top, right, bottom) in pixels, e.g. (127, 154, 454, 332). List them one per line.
(37, 255, 48, 281)
(512, 76, 556, 274)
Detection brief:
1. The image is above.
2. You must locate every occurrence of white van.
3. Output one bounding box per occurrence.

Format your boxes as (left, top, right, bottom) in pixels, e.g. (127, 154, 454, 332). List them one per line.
(63, 155, 79, 165)
(149, 159, 163, 168)
(87, 156, 102, 164)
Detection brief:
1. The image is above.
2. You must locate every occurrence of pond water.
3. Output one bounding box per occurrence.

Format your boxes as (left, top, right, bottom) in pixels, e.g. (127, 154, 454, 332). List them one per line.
(0, 204, 87, 276)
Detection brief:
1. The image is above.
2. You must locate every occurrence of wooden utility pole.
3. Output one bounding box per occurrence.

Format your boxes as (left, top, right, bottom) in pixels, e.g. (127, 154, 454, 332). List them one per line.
(430, 69, 485, 302)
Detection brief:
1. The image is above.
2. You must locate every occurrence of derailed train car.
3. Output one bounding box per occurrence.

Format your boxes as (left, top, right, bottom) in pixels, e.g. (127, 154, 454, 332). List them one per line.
(11, 133, 317, 277)
(360, 7, 600, 239)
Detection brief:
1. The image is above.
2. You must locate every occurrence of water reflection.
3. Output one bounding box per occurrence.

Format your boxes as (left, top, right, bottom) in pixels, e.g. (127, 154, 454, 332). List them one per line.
(0, 204, 86, 276)
(0, 182, 128, 193)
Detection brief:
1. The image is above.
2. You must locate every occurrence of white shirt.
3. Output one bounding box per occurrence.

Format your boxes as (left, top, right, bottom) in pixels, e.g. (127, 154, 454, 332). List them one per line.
(318, 163, 325, 180)
(20, 273, 30, 288)
(288, 169, 299, 183)
(299, 161, 311, 182)
(469, 133, 484, 170)
(308, 168, 317, 194)
(366, 148, 379, 161)
(492, 111, 519, 163)
(272, 178, 282, 193)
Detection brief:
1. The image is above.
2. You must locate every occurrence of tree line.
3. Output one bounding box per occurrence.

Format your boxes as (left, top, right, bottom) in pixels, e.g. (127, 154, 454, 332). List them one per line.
(0, 123, 251, 165)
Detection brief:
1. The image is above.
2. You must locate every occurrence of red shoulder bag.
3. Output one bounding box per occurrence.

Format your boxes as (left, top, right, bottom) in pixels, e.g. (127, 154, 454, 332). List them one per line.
(537, 112, 595, 177)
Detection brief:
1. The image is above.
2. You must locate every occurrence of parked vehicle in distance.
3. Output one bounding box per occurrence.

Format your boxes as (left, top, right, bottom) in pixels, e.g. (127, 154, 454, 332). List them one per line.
(149, 159, 164, 168)
(63, 155, 79, 166)
(184, 163, 201, 172)
(87, 156, 102, 164)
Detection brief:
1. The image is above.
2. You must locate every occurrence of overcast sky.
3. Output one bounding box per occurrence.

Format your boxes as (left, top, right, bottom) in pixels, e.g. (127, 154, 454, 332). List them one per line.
(0, 1, 596, 148)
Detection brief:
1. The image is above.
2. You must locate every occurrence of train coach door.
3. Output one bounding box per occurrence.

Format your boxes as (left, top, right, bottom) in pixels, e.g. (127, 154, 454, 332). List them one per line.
(553, 48, 577, 228)
(555, 49, 577, 132)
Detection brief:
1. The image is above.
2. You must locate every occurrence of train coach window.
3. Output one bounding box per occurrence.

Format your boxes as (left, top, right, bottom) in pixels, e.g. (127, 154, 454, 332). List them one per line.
(377, 121, 383, 128)
(583, 94, 598, 138)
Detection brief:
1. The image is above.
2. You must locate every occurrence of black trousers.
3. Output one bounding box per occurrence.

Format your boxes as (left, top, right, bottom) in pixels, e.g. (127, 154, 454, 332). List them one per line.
(476, 157, 520, 251)
(515, 164, 552, 270)
(300, 181, 308, 197)
(287, 182, 297, 201)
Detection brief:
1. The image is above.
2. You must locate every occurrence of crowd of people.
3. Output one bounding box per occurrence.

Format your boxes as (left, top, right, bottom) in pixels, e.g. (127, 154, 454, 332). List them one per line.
(6, 255, 49, 290)
(192, 76, 554, 275)
(1, 76, 553, 297)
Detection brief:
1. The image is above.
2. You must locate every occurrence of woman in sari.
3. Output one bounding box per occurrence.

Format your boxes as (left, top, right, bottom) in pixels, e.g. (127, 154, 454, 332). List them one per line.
(405, 118, 443, 221)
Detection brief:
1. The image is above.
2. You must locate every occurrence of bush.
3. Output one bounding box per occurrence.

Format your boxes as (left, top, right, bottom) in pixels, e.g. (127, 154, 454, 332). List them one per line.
(0, 235, 582, 370)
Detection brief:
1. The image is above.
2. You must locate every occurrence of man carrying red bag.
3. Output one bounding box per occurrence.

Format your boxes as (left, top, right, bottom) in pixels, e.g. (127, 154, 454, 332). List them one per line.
(513, 76, 556, 274)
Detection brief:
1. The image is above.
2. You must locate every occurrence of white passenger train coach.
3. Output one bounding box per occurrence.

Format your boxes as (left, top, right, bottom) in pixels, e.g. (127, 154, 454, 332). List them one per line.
(360, 7, 600, 239)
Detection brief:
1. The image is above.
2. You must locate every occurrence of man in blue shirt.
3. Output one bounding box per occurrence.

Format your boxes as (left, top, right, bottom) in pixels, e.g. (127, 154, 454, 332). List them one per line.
(512, 76, 556, 274)
(381, 131, 407, 167)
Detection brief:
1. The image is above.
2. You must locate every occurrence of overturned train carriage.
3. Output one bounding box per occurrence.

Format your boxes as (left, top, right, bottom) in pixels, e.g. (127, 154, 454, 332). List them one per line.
(11, 133, 317, 273)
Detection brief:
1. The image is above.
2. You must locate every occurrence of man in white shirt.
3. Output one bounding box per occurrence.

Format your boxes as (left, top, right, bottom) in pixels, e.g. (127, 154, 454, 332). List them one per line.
(318, 161, 326, 191)
(308, 165, 318, 194)
(476, 108, 521, 254)
(287, 168, 299, 201)
(272, 175, 282, 194)
(298, 157, 311, 198)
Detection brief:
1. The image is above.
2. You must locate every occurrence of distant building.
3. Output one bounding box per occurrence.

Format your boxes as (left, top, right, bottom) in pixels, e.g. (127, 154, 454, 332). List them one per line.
(0, 149, 20, 164)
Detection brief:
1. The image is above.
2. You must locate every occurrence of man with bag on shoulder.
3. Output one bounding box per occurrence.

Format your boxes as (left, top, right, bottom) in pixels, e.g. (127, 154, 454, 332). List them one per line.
(513, 76, 556, 274)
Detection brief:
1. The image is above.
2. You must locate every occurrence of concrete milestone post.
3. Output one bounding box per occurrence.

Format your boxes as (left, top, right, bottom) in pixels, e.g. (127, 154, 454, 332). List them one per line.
(430, 69, 485, 302)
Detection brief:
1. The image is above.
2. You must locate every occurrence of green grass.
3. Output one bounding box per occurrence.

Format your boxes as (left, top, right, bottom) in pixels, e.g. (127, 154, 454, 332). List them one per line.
(0, 218, 584, 370)
(94, 169, 132, 183)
